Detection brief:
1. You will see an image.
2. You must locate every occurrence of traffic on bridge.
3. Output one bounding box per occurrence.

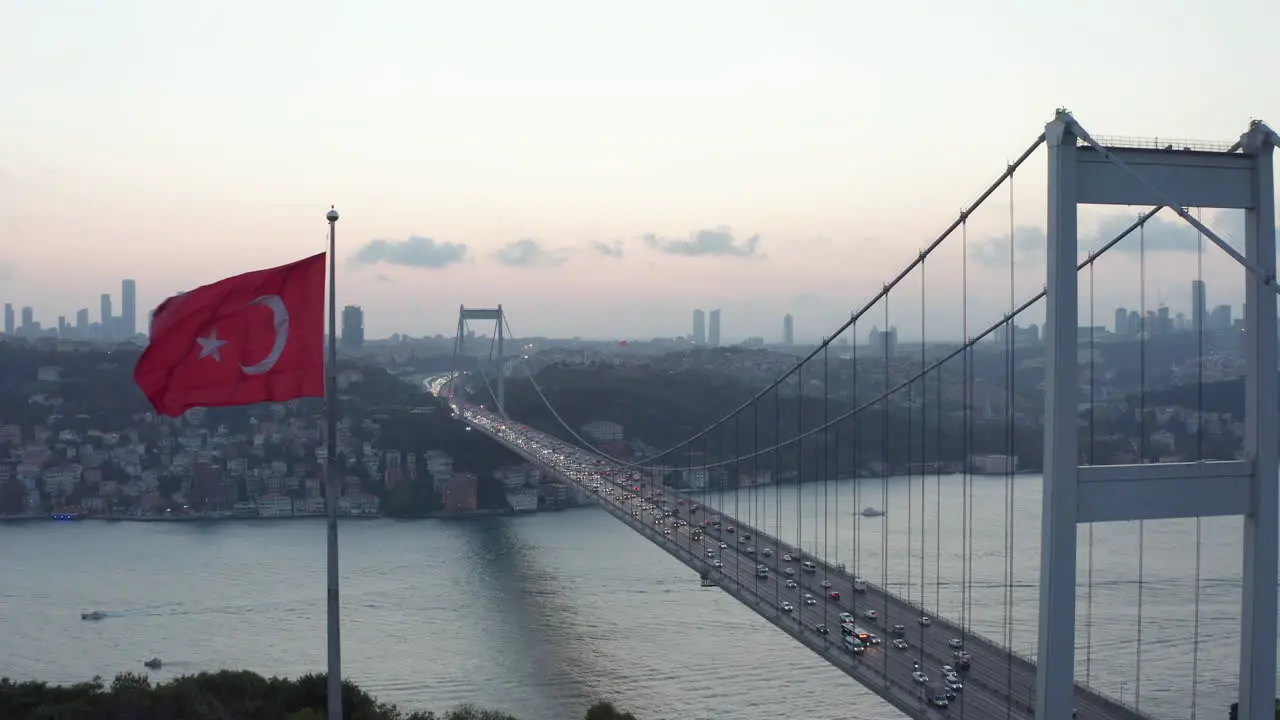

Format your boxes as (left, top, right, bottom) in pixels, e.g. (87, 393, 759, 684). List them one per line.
(455, 402, 1148, 720)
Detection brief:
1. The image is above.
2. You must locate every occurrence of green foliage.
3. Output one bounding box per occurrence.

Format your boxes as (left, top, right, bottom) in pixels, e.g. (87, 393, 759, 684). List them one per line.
(585, 701, 638, 720)
(0, 671, 639, 720)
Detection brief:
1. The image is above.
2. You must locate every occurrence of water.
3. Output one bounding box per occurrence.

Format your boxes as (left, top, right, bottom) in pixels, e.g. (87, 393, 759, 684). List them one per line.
(0, 474, 1271, 720)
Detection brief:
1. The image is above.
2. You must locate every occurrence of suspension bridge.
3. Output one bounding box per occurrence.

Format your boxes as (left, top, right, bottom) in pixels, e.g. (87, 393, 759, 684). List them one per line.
(443, 111, 1280, 720)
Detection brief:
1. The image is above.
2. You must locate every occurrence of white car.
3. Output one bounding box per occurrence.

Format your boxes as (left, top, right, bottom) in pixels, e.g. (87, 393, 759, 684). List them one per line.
(912, 671, 929, 684)
(781, 602, 794, 612)
(893, 638, 909, 650)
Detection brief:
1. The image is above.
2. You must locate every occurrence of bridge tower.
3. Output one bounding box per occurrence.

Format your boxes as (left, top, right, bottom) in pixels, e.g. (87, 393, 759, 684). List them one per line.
(1039, 112, 1277, 720)
(454, 305, 506, 416)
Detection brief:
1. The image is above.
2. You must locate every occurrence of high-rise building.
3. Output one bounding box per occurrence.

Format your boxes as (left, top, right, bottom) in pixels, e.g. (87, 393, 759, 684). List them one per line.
(100, 294, 113, 339)
(122, 279, 137, 337)
(708, 309, 721, 347)
(57, 316, 68, 336)
(21, 306, 33, 328)
(1209, 304, 1233, 331)
(341, 305, 364, 348)
(3, 303, 13, 335)
(692, 309, 706, 344)
(783, 314, 794, 346)
(869, 325, 898, 357)
(75, 308, 89, 333)
(1114, 307, 1128, 335)
(1191, 280, 1206, 335)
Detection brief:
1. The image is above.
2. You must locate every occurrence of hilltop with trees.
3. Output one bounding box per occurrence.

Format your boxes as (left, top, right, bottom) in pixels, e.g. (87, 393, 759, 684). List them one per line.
(0, 670, 642, 720)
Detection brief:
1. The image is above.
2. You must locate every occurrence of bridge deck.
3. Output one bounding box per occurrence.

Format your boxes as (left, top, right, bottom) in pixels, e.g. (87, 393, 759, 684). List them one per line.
(458, 406, 1152, 720)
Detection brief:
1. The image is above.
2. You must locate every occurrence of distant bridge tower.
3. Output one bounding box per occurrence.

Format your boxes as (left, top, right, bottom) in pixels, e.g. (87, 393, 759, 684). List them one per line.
(1039, 112, 1277, 720)
(454, 305, 506, 416)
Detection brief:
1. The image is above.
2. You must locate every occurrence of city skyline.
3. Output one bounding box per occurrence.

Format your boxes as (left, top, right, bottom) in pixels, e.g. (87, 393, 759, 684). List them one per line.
(1, 1, 1278, 340)
(3, 278, 140, 342)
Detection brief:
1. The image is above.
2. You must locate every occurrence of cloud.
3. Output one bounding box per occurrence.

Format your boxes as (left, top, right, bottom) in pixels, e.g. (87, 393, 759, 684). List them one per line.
(792, 293, 827, 306)
(588, 240, 624, 258)
(967, 214, 1240, 267)
(349, 236, 467, 269)
(643, 226, 761, 258)
(492, 238, 567, 268)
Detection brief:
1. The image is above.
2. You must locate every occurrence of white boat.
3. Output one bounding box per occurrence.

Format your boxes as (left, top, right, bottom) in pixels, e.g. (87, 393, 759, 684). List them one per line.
(860, 507, 885, 517)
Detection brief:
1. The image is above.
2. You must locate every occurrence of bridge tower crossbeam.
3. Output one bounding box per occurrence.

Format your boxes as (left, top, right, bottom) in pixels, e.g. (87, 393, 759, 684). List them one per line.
(455, 305, 506, 416)
(1039, 111, 1277, 720)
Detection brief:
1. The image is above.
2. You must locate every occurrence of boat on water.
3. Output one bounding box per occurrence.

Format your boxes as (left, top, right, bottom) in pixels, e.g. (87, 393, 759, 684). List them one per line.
(81, 611, 107, 621)
(860, 507, 885, 517)
(144, 658, 162, 670)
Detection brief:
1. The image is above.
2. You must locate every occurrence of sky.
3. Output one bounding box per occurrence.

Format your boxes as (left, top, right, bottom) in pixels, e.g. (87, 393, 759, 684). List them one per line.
(2, 0, 1279, 342)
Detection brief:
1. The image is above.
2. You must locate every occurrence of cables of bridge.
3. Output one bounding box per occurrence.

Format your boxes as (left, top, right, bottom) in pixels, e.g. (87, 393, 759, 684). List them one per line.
(1002, 164, 1017, 718)
(795, 361, 805, 601)
(879, 291, 891, 680)
(851, 322, 862, 612)
(1085, 247, 1097, 691)
(960, 217, 974, 720)
(1135, 215, 1148, 712)
(1189, 206, 1205, 720)
(490, 136, 1049, 475)
(907, 278, 916, 622)
(501, 210, 1167, 481)
(771, 380, 783, 615)
(934, 333, 943, 622)
(821, 342, 832, 635)
(908, 249, 921, 665)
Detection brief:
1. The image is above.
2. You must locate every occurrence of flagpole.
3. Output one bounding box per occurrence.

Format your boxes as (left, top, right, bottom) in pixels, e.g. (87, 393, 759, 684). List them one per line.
(324, 206, 343, 720)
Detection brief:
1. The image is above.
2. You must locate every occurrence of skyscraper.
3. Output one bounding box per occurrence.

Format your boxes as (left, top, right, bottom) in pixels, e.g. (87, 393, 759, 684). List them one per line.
(708, 309, 721, 347)
(122, 279, 137, 337)
(1191, 280, 1206, 335)
(100, 294, 113, 339)
(341, 305, 364, 348)
(3, 303, 13, 335)
(783, 314, 794, 346)
(692, 309, 706, 344)
(75, 308, 89, 333)
(21, 306, 33, 328)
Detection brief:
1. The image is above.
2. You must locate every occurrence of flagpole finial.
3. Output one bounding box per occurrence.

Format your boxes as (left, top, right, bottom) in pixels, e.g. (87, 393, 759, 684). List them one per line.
(326, 206, 339, 223)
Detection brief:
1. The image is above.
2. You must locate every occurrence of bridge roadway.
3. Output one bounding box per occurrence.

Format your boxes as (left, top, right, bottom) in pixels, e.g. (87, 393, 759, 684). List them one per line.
(456, 405, 1150, 720)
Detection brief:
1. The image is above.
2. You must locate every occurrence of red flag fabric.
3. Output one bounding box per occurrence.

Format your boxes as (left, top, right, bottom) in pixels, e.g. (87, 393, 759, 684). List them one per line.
(134, 253, 327, 417)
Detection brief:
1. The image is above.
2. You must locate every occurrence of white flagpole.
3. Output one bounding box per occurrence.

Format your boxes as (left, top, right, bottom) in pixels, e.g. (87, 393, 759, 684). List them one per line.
(324, 206, 343, 720)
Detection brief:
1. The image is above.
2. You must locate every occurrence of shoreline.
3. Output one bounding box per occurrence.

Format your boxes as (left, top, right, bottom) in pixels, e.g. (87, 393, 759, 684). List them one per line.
(0, 504, 597, 525)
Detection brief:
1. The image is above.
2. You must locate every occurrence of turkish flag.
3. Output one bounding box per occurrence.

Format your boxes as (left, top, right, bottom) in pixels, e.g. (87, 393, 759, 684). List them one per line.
(134, 253, 327, 417)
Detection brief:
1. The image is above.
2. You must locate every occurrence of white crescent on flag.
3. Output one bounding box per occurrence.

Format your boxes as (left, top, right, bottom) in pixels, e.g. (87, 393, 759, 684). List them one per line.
(240, 294, 290, 375)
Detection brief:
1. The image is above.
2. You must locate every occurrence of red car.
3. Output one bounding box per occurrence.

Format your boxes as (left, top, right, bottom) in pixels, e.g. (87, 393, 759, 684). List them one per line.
(829, 591, 842, 600)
